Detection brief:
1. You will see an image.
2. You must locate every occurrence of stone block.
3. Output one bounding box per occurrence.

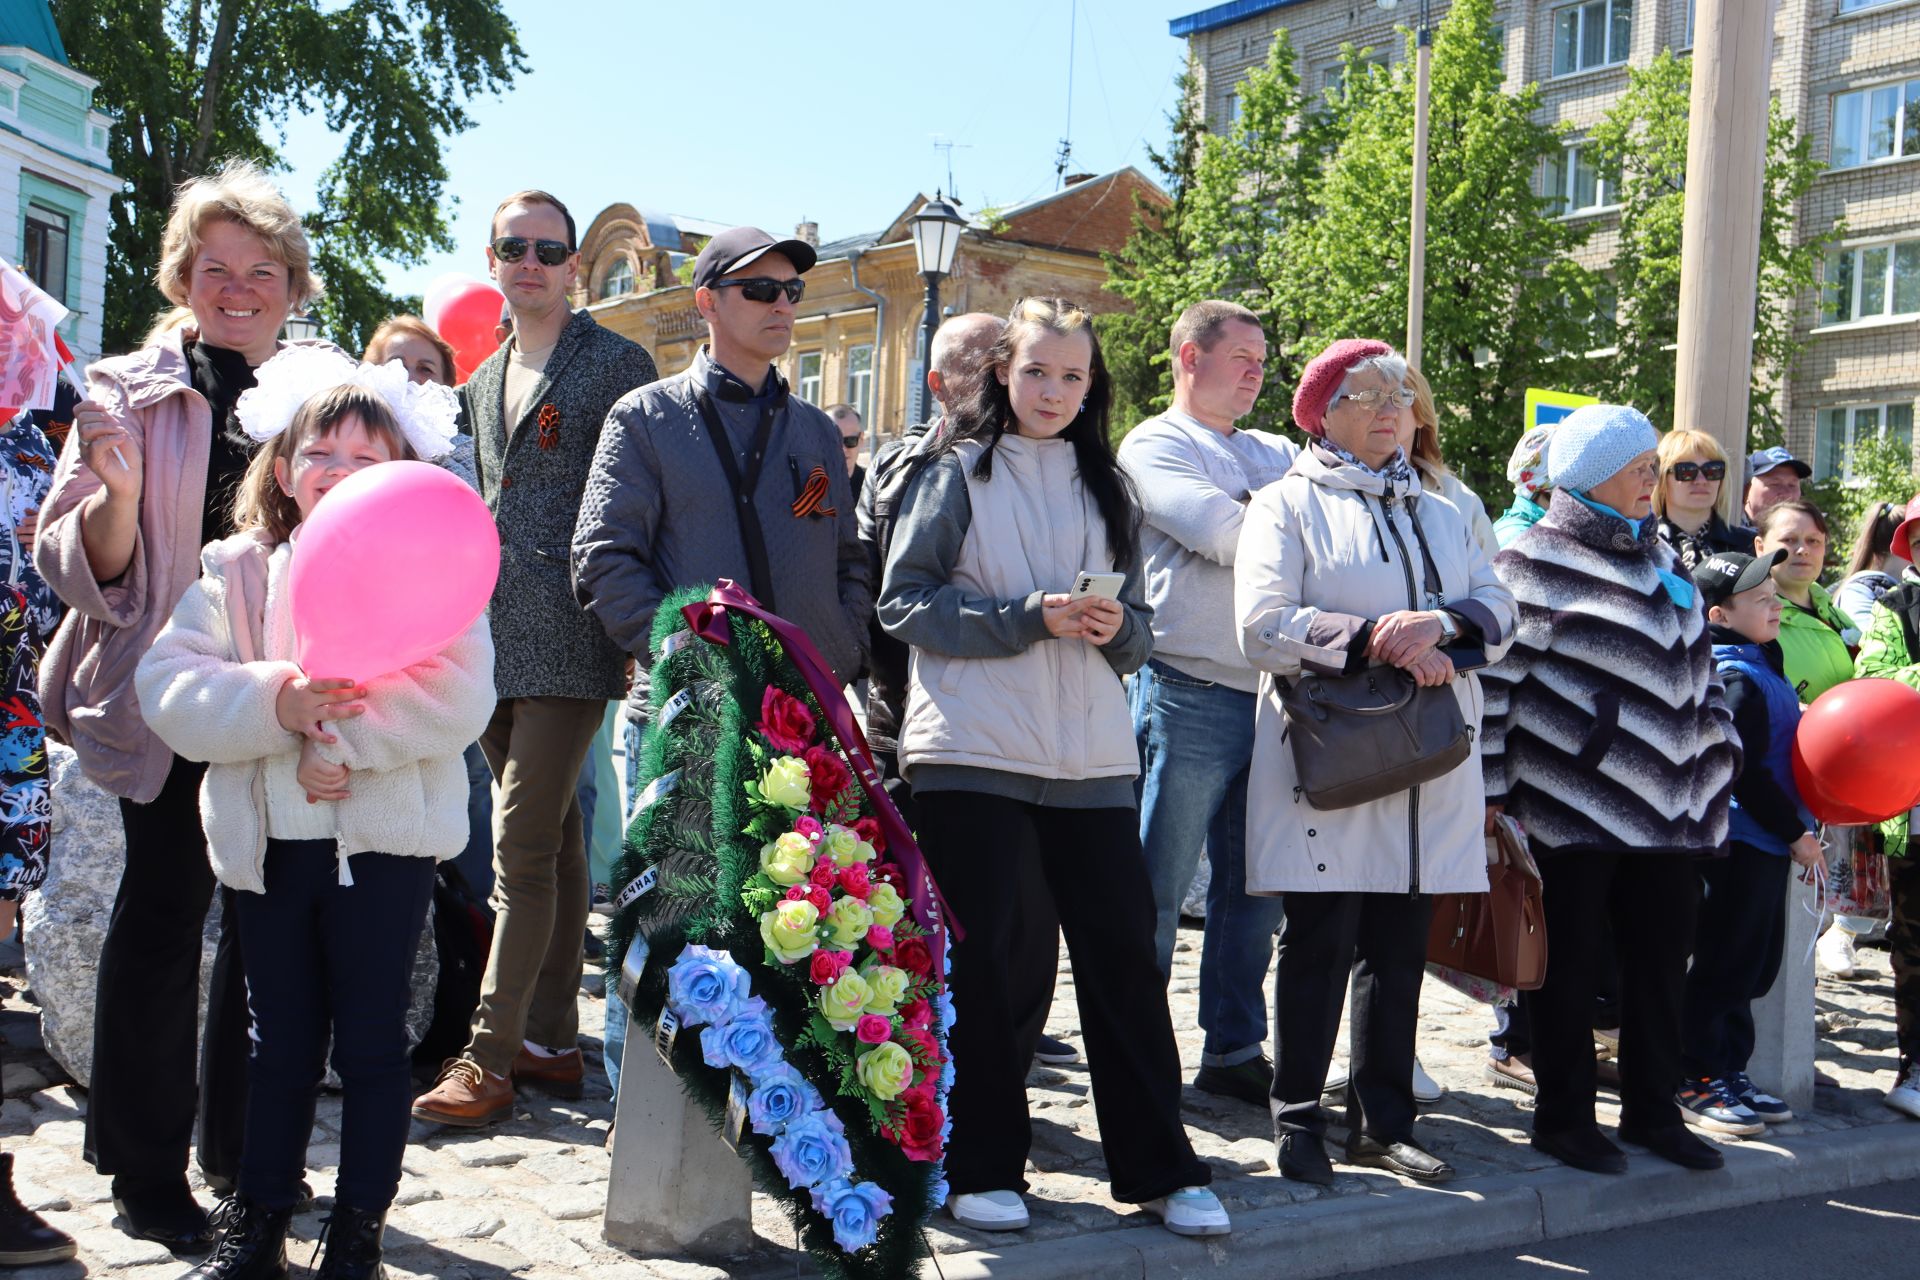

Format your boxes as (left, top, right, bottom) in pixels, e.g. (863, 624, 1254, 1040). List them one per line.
(602, 1029, 752, 1258)
(1750, 872, 1819, 1117)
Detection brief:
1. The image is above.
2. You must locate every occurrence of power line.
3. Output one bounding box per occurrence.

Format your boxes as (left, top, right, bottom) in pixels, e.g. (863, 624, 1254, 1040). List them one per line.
(1056, 0, 1076, 189)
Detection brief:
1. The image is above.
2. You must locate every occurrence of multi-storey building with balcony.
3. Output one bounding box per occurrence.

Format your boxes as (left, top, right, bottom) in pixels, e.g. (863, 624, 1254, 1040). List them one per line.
(1172, 0, 1920, 481)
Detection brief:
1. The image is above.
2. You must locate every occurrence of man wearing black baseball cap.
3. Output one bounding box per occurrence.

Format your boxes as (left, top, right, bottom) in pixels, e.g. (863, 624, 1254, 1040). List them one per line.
(1743, 446, 1811, 525)
(572, 227, 871, 1090)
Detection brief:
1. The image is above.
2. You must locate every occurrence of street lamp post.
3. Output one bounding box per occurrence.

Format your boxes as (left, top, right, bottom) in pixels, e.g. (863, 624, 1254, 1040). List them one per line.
(1380, 0, 1434, 370)
(282, 312, 321, 343)
(908, 194, 965, 426)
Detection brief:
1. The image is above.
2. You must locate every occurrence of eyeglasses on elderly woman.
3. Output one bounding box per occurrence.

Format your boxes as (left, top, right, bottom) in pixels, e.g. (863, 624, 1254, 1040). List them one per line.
(1331, 387, 1415, 411)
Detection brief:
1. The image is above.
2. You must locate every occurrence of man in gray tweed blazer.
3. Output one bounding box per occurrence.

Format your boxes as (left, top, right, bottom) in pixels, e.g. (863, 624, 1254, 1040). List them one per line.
(414, 190, 658, 1127)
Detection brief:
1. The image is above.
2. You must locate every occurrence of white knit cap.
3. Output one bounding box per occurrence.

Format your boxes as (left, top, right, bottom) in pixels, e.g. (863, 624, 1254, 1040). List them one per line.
(1545, 404, 1659, 495)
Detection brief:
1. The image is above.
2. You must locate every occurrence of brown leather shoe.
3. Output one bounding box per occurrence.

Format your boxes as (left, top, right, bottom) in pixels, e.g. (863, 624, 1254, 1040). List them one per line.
(511, 1046, 585, 1099)
(411, 1058, 514, 1128)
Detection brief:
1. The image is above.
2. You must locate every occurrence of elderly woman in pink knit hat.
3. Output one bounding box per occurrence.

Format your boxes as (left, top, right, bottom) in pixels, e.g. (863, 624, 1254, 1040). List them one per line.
(1234, 339, 1516, 1187)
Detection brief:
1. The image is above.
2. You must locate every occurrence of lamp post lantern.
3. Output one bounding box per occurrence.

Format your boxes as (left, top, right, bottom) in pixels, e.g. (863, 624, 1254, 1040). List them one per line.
(908, 193, 965, 425)
(1380, 0, 1434, 370)
(282, 312, 321, 343)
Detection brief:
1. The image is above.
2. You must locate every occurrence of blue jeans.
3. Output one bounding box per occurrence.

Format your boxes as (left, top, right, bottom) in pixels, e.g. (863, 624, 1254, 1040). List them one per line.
(1132, 659, 1282, 1067)
(603, 709, 647, 1096)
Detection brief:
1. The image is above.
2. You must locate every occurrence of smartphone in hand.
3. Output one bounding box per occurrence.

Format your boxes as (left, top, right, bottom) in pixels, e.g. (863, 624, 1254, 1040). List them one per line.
(1070, 571, 1125, 601)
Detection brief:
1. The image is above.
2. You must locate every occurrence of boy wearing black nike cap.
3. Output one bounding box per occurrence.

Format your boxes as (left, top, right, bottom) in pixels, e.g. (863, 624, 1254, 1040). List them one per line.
(1677, 549, 1822, 1138)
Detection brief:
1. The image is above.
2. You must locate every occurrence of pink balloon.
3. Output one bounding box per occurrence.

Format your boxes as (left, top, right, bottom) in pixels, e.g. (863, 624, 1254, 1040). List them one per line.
(289, 461, 499, 682)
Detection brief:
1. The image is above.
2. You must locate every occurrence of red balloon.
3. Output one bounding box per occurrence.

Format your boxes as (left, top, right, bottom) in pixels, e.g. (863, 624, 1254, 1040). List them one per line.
(1792, 679, 1920, 825)
(435, 282, 506, 383)
(1792, 745, 1885, 826)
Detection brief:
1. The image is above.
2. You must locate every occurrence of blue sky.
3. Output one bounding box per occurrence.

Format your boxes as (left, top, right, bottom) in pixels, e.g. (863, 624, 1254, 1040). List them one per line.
(276, 0, 1200, 299)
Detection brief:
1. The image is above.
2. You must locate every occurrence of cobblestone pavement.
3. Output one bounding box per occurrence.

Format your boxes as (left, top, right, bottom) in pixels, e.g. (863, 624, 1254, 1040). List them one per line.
(0, 919, 1908, 1279)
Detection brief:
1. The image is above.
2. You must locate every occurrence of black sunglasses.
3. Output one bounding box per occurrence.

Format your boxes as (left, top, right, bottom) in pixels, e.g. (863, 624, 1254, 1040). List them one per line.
(712, 276, 805, 304)
(491, 236, 570, 266)
(1666, 460, 1727, 483)
(841, 435, 862, 448)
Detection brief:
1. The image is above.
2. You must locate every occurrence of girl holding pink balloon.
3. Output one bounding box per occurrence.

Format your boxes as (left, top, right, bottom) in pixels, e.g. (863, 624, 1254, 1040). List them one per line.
(133, 348, 498, 1280)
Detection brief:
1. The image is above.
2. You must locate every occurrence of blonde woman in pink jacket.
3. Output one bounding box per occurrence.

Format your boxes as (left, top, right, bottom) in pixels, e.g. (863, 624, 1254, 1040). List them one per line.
(35, 160, 332, 1250)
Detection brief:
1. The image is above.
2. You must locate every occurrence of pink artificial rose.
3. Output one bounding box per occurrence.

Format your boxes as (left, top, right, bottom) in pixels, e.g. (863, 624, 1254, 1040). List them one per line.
(855, 1014, 893, 1045)
(803, 745, 853, 811)
(758, 687, 817, 755)
(784, 886, 807, 901)
(853, 816, 886, 854)
(806, 885, 833, 914)
(809, 860, 838, 889)
(865, 925, 895, 953)
(809, 950, 851, 985)
(838, 863, 871, 899)
(794, 815, 825, 844)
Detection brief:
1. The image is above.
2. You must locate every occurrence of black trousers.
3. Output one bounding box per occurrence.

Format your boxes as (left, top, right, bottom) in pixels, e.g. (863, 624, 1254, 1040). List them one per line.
(1529, 849, 1696, 1136)
(916, 791, 1206, 1203)
(236, 841, 433, 1213)
(1682, 843, 1790, 1080)
(85, 757, 248, 1185)
(1271, 891, 1432, 1144)
(1889, 853, 1919, 1066)
(876, 757, 1057, 1059)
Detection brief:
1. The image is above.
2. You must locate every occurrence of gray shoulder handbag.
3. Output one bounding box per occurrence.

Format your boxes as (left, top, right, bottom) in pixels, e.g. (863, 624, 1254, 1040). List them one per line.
(1280, 497, 1471, 811)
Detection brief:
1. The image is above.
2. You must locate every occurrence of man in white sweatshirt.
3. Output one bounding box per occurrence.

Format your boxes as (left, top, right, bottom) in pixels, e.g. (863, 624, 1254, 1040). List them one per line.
(1118, 300, 1297, 1106)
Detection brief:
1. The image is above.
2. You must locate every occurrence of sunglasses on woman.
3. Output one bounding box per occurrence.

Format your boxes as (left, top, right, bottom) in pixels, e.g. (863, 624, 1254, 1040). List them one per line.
(1666, 461, 1727, 482)
(711, 276, 806, 305)
(491, 236, 570, 266)
(1333, 388, 1416, 411)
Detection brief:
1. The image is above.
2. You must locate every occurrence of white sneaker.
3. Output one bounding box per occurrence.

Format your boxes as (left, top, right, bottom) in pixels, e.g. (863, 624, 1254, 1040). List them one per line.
(1817, 923, 1859, 979)
(949, 1190, 1029, 1231)
(1887, 1063, 1920, 1120)
(1146, 1185, 1230, 1237)
(1322, 1059, 1442, 1102)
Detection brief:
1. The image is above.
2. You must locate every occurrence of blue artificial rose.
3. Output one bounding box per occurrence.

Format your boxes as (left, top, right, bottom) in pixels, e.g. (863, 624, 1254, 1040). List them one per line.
(699, 1006, 781, 1075)
(667, 944, 753, 1027)
(768, 1108, 853, 1190)
(809, 1178, 893, 1253)
(747, 1063, 825, 1137)
(928, 1177, 950, 1209)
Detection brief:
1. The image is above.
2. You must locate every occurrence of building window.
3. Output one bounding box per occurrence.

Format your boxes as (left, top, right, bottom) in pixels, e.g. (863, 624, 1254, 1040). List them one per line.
(796, 351, 823, 405)
(1814, 402, 1916, 483)
(1823, 239, 1920, 323)
(1682, 0, 1694, 48)
(1543, 143, 1616, 215)
(1321, 53, 1389, 103)
(1830, 80, 1920, 169)
(22, 206, 68, 305)
(846, 344, 874, 425)
(601, 258, 634, 299)
(1839, 0, 1899, 12)
(1553, 0, 1632, 76)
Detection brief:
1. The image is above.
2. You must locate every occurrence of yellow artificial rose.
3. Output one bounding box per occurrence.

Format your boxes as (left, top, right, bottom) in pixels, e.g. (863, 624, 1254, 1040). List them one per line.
(825, 896, 874, 948)
(821, 824, 863, 867)
(861, 963, 910, 1014)
(866, 883, 905, 929)
(853, 839, 877, 864)
(761, 756, 812, 810)
(760, 900, 821, 964)
(759, 831, 815, 886)
(854, 1040, 914, 1100)
(819, 970, 873, 1032)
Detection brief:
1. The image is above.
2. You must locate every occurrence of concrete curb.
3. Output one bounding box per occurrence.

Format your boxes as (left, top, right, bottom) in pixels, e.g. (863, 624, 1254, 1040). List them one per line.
(925, 1117, 1920, 1279)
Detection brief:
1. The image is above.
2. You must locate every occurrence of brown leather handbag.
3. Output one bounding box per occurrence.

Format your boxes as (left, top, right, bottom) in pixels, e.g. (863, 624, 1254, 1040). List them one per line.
(1427, 814, 1547, 991)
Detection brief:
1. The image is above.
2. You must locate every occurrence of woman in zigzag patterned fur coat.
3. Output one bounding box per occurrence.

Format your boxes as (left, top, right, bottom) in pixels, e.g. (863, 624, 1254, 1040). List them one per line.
(1480, 404, 1739, 1179)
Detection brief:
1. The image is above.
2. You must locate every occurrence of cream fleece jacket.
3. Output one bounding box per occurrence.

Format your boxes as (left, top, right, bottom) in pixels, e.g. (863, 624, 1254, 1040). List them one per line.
(134, 531, 497, 891)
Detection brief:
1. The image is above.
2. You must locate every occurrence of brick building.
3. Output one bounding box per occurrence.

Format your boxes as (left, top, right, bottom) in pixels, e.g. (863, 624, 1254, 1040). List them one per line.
(573, 168, 1166, 445)
(1172, 0, 1920, 481)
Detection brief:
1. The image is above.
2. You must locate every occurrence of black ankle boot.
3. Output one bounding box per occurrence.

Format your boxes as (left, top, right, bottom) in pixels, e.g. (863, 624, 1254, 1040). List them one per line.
(314, 1205, 387, 1280)
(0, 1153, 76, 1266)
(183, 1195, 291, 1280)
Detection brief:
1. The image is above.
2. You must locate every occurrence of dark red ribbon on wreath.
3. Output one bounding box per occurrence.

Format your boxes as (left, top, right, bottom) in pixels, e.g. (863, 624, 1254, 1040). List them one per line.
(682, 580, 962, 950)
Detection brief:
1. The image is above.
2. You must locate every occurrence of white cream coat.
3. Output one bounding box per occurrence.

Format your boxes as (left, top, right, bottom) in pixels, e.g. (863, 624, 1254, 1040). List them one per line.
(1235, 446, 1516, 896)
(134, 532, 496, 892)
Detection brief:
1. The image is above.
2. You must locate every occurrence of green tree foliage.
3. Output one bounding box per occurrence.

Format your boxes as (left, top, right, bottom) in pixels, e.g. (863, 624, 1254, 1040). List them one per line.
(1103, 34, 1332, 436)
(53, 0, 525, 355)
(1807, 433, 1919, 568)
(1586, 50, 1832, 442)
(1302, 0, 1599, 491)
